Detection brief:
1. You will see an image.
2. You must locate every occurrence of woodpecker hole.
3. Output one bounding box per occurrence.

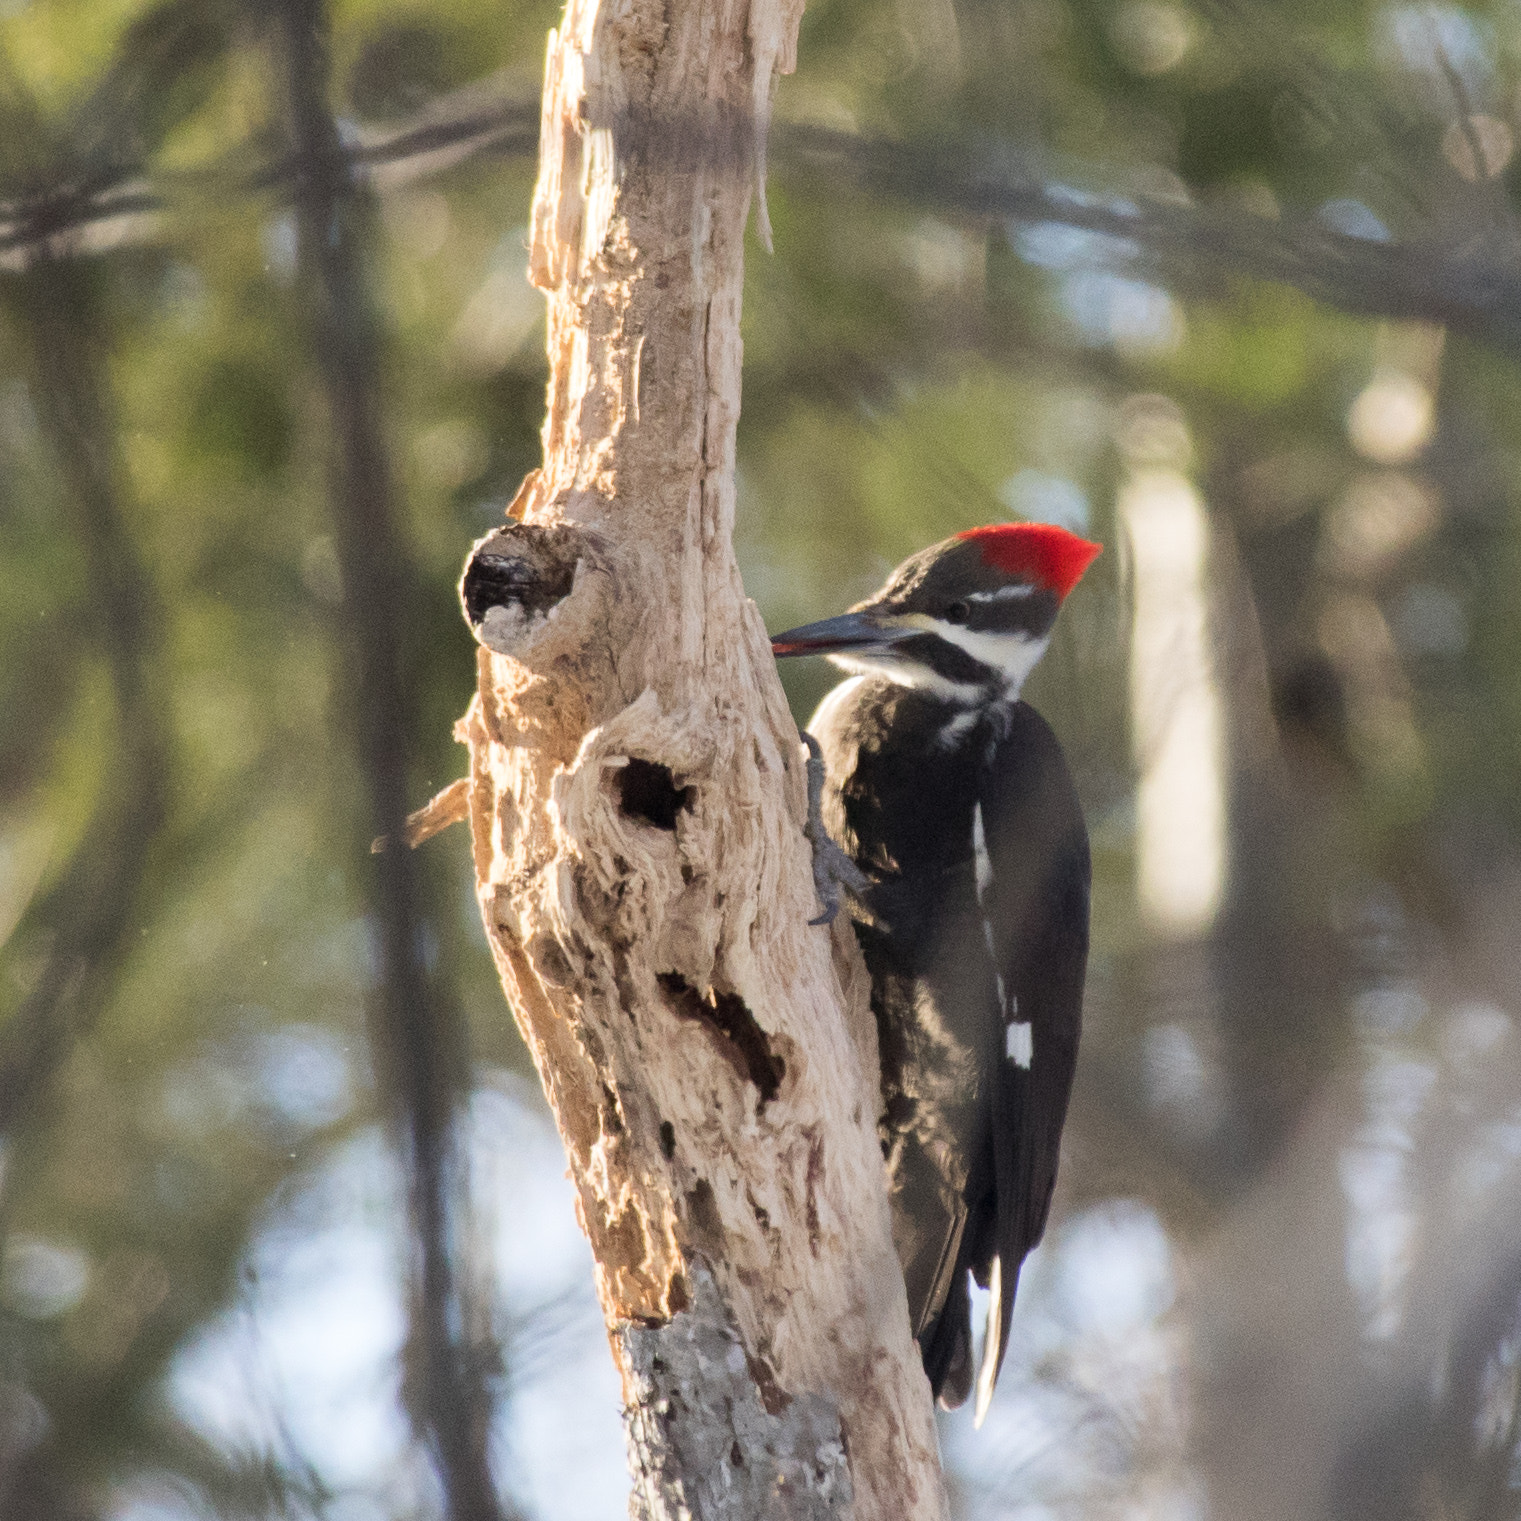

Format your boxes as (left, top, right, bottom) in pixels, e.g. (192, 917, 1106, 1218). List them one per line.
(658, 1120, 676, 1159)
(459, 522, 582, 647)
(657, 972, 784, 1105)
(618, 759, 694, 832)
(462, 551, 559, 625)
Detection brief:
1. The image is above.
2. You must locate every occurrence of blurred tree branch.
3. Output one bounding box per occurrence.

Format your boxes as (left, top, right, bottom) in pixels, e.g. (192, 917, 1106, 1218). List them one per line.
(769, 123, 1521, 359)
(9, 81, 1521, 363)
(0, 17, 193, 1135)
(0, 77, 541, 261)
(269, 2, 513, 1518)
(0, 260, 171, 1521)
(0, 262, 168, 1139)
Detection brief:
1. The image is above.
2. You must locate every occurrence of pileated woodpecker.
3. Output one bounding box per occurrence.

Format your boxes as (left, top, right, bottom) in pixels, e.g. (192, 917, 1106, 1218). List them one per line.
(771, 522, 1100, 1423)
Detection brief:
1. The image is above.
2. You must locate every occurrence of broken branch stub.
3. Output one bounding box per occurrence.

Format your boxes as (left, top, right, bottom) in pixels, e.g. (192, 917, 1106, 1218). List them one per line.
(457, 3, 946, 1517)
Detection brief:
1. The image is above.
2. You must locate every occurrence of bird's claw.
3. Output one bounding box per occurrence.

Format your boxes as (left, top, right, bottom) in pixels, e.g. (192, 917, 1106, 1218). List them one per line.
(801, 731, 870, 926)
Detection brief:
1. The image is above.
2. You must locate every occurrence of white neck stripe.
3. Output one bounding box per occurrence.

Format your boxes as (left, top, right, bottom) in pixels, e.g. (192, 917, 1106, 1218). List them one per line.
(927, 625, 1050, 698)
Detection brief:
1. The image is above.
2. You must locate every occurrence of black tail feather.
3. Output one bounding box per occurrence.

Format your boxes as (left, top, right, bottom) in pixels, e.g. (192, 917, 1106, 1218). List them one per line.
(920, 1269, 973, 1408)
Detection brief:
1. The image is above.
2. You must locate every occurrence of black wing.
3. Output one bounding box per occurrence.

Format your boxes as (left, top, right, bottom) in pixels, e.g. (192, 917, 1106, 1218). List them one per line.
(920, 701, 1089, 1412)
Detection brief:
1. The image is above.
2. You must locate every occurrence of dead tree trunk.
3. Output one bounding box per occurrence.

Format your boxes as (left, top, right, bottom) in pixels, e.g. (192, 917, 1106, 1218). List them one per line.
(455, 3, 947, 1516)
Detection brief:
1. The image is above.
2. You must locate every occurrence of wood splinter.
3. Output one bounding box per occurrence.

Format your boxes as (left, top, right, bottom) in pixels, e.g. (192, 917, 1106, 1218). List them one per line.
(370, 776, 471, 854)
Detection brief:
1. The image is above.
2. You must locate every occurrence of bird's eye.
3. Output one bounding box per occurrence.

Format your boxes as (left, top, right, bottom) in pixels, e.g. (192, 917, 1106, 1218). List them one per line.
(946, 600, 970, 624)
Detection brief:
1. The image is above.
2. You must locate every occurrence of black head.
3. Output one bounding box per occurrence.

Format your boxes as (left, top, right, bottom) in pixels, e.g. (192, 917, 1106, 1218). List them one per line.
(771, 524, 1101, 702)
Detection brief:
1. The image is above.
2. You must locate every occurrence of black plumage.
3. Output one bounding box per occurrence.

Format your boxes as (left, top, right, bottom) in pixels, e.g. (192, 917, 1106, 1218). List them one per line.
(811, 677, 1089, 1409)
(771, 522, 1098, 1416)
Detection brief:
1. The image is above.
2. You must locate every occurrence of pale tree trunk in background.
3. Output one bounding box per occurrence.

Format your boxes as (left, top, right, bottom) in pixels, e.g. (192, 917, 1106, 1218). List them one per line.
(456, 2, 948, 1517)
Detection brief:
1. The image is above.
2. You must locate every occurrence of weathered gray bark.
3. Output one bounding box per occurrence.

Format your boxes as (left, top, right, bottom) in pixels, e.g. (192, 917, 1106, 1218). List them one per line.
(456, 2, 947, 1516)
(621, 1262, 853, 1519)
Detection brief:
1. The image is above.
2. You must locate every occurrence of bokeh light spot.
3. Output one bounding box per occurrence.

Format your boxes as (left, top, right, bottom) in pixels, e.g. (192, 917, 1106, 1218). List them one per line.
(1347, 372, 1435, 464)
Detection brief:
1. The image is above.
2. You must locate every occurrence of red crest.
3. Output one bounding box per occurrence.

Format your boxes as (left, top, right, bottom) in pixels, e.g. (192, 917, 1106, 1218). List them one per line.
(956, 523, 1102, 600)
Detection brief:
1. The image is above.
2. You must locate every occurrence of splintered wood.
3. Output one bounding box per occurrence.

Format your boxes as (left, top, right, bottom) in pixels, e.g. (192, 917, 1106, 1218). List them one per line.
(455, 2, 947, 1517)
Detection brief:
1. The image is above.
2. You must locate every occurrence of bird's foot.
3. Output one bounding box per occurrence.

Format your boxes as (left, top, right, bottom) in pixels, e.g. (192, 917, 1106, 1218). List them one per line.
(801, 731, 870, 926)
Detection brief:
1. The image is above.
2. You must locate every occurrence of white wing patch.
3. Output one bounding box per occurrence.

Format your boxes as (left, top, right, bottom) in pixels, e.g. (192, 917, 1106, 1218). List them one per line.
(1006, 1021, 1034, 1069)
(975, 801, 1012, 1017)
(972, 802, 993, 900)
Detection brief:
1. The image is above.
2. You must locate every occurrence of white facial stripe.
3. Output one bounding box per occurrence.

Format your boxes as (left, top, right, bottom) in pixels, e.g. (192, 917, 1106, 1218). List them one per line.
(1006, 1021, 1033, 1068)
(826, 650, 983, 704)
(931, 625, 1051, 696)
(967, 584, 1036, 602)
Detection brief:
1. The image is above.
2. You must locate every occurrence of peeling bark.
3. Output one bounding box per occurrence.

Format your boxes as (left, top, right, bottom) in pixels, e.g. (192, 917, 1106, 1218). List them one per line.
(457, 2, 947, 1515)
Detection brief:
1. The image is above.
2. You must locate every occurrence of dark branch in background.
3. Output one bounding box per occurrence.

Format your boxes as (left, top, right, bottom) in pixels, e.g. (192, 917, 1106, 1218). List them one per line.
(0, 264, 169, 1137)
(269, 4, 511, 1519)
(8, 80, 1521, 359)
(769, 123, 1521, 360)
(0, 80, 540, 259)
(0, 259, 171, 1521)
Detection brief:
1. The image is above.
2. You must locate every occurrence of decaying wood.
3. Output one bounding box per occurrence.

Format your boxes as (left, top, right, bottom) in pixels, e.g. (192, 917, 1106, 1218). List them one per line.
(457, 2, 947, 1515)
